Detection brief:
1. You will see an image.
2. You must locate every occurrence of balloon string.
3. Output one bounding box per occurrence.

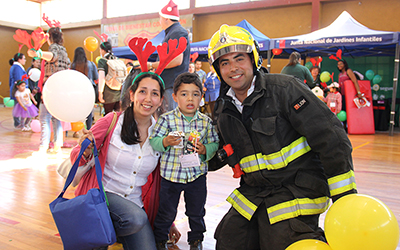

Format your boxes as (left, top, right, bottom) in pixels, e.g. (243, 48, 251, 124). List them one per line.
(91, 52, 93, 62)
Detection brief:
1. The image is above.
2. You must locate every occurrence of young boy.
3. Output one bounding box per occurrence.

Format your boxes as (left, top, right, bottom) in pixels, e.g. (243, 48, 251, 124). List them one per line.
(150, 72, 219, 250)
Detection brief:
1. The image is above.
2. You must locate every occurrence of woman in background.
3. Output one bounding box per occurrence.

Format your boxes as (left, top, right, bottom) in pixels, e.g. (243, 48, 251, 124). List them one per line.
(97, 41, 121, 115)
(70, 47, 98, 130)
(9, 53, 27, 128)
(27, 26, 70, 154)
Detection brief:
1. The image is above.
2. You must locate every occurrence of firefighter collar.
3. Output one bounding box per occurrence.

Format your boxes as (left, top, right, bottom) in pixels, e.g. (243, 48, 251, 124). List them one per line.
(226, 76, 256, 113)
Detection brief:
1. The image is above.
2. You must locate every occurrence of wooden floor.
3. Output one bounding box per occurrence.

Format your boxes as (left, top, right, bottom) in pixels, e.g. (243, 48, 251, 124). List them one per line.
(0, 105, 399, 250)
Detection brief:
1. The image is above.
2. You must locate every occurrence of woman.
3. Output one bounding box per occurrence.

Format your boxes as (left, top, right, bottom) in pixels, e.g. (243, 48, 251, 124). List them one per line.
(281, 51, 314, 89)
(71, 72, 180, 249)
(98, 41, 121, 115)
(26, 57, 41, 108)
(309, 66, 328, 93)
(337, 59, 362, 132)
(70, 47, 98, 129)
(27, 26, 71, 154)
(337, 59, 362, 98)
(9, 53, 27, 128)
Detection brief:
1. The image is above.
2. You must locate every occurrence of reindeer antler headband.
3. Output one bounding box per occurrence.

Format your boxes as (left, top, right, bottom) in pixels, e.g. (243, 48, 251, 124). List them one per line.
(94, 30, 109, 46)
(128, 36, 188, 88)
(42, 13, 61, 28)
(16, 74, 29, 85)
(329, 49, 342, 61)
(310, 57, 322, 67)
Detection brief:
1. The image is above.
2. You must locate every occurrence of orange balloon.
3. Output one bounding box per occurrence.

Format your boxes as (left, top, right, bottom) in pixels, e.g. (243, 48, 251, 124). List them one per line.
(71, 122, 85, 132)
(84, 36, 99, 52)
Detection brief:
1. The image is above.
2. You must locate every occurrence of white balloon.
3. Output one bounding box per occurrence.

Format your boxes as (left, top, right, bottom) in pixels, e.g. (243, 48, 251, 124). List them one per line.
(29, 68, 41, 82)
(42, 70, 95, 122)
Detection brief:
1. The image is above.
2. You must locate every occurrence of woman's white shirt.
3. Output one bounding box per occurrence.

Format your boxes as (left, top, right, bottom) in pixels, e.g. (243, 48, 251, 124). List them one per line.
(103, 113, 160, 207)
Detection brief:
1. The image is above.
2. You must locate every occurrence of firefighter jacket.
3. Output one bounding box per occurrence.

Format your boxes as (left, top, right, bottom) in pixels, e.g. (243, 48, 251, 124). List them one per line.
(209, 68, 357, 224)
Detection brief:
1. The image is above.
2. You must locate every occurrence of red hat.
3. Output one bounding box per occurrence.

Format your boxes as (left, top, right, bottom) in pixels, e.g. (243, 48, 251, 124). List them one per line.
(159, 0, 179, 21)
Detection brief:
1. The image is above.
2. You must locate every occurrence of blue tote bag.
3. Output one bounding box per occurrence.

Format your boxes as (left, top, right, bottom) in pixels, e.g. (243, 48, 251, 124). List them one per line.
(49, 139, 116, 250)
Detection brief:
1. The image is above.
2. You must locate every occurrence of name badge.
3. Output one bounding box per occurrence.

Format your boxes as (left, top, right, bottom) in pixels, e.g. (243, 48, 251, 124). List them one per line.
(179, 153, 200, 168)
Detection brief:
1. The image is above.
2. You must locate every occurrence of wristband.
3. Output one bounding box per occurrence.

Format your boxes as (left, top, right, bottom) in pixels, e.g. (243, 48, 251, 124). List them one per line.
(36, 49, 43, 59)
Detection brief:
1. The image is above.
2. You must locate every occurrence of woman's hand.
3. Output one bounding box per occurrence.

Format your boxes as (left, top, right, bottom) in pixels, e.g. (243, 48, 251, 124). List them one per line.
(78, 128, 95, 158)
(98, 92, 105, 103)
(168, 224, 181, 244)
(27, 49, 37, 58)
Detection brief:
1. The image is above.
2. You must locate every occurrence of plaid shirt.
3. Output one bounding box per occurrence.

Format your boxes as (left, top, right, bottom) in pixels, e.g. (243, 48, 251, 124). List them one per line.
(44, 43, 70, 83)
(324, 91, 342, 114)
(150, 108, 219, 183)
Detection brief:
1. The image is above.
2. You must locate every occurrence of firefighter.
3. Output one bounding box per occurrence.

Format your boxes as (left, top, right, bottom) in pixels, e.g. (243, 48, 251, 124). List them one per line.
(207, 25, 357, 250)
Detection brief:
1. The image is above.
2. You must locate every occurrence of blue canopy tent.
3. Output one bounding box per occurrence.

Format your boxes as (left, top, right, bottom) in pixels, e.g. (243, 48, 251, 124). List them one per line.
(191, 19, 271, 61)
(113, 30, 165, 61)
(269, 11, 400, 135)
(114, 19, 271, 62)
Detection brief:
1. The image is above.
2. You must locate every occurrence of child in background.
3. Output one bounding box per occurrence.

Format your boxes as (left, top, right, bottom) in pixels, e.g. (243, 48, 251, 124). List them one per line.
(324, 82, 342, 115)
(188, 62, 195, 73)
(150, 72, 219, 250)
(13, 79, 38, 131)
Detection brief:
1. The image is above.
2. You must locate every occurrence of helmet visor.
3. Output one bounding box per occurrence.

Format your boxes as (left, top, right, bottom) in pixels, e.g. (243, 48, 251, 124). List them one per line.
(209, 44, 252, 64)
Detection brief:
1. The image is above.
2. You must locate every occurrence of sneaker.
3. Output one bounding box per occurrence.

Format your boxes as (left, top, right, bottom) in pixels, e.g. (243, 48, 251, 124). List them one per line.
(62, 142, 73, 148)
(23, 126, 31, 132)
(49, 145, 62, 154)
(155, 240, 168, 250)
(189, 240, 203, 250)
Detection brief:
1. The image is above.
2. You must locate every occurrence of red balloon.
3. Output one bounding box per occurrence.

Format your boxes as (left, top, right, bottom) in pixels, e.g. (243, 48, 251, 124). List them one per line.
(272, 49, 283, 55)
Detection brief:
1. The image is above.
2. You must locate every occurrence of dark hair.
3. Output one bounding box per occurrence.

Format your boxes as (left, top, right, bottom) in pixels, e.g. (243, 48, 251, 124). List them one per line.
(173, 72, 203, 95)
(9, 53, 25, 66)
(48, 27, 64, 45)
(310, 66, 321, 74)
(100, 41, 113, 59)
(120, 72, 165, 145)
(16, 80, 26, 86)
(337, 59, 349, 72)
(71, 47, 88, 76)
(287, 52, 301, 66)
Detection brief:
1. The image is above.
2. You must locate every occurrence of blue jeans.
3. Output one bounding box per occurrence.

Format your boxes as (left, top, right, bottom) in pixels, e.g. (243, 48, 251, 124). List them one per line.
(86, 110, 93, 129)
(106, 192, 157, 250)
(164, 88, 177, 112)
(153, 175, 207, 243)
(39, 103, 63, 148)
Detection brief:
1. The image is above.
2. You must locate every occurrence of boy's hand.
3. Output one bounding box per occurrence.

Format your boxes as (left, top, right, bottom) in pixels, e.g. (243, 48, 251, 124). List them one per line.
(193, 141, 206, 155)
(163, 135, 182, 148)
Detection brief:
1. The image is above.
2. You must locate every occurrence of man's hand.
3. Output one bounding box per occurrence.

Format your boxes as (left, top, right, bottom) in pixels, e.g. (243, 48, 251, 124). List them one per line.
(168, 224, 181, 244)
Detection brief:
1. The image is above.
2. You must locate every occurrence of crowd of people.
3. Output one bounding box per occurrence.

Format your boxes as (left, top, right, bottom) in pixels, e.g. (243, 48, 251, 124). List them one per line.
(6, 1, 359, 250)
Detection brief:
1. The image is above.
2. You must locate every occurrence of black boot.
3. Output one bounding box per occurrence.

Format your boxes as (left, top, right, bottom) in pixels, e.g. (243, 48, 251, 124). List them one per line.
(189, 239, 203, 250)
(155, 240, 168, 250)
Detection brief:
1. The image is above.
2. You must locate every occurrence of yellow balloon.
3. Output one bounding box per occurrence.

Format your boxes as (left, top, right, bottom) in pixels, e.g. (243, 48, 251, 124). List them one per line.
(320, 71, 331, 83)
(286, 239, 332, 250)
(95, 56, 102, 65)
(325, 194, 400, 250)
(84, 36, 99, 52)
